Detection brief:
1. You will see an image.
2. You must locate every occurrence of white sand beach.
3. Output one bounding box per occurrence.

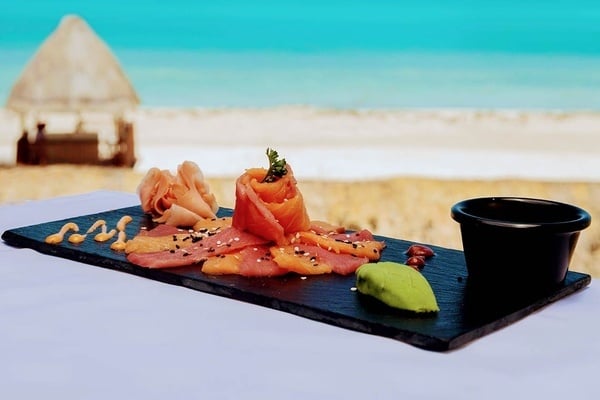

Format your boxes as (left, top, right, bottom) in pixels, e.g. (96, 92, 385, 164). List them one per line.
(111, 107, 600, 181)
(2, 107, 600, 181)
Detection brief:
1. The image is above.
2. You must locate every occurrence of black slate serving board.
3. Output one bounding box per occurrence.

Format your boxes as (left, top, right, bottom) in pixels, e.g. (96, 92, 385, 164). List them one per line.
(1, 205, 591, 352)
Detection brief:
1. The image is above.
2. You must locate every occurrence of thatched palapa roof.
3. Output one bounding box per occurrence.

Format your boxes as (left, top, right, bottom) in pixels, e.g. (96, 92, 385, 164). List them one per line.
(6, 15, 139, 114)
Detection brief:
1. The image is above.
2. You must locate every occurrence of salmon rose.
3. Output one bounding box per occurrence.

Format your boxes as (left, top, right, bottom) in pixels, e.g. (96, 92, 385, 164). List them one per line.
(232, 164, 311, 245)
(137, 161, 218, 227)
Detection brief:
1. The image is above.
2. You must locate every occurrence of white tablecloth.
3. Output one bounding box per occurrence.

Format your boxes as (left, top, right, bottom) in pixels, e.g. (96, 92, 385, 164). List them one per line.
(1, 191, 598, 400)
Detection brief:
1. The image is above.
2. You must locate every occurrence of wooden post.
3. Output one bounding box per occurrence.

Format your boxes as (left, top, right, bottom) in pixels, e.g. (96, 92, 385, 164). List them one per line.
(122, 121, 136, 167)
(114, 118, 136, 167)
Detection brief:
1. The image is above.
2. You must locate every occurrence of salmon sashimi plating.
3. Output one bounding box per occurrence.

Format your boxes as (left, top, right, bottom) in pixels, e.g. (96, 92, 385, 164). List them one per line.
(128, 149, 386, 277)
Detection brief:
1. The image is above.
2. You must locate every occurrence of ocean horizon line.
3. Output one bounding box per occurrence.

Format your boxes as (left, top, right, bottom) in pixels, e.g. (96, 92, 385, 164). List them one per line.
(133, 104, 600, 113)
(5, 105, 600, 118)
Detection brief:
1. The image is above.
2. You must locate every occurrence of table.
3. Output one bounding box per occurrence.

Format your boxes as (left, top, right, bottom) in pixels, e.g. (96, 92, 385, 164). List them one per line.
(1, 191, 598, 399)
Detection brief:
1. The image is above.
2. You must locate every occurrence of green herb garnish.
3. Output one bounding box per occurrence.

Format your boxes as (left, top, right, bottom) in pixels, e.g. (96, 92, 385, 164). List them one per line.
(262, 148, 288, 183)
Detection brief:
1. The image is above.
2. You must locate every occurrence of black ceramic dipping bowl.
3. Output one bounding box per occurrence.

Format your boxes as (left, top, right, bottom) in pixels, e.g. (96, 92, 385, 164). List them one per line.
(451, 197, 591, 291)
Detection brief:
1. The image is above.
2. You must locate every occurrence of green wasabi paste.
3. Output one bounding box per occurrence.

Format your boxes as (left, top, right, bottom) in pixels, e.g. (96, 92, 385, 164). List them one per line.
(356, 262, 439, 313)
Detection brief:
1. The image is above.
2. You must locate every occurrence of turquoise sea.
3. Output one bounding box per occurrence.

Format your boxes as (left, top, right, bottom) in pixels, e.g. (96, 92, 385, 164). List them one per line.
(1, 0, 600, 109)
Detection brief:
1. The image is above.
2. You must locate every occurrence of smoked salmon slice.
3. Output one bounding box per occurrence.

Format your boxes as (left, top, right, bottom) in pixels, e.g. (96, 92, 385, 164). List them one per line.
(126, 227, 269, 269)
(232, 166, 310, 245)
(270, 244, 370, 276)
(202, 245, 289, 277)
(291, 231, 386, 261)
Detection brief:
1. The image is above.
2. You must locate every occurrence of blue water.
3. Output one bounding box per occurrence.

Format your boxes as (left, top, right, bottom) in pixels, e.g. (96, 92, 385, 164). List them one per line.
(1, 0, 600, 109)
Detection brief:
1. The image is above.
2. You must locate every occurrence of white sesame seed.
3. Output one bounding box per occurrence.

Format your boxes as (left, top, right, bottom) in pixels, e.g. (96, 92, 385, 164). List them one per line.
(300, 276, 307, 280)
(350, 287, 357, 291)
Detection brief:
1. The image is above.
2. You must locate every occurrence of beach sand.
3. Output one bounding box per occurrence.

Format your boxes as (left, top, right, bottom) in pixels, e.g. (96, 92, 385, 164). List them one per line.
(3, 107, 600, 181)
(1, 107, 599, 277)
